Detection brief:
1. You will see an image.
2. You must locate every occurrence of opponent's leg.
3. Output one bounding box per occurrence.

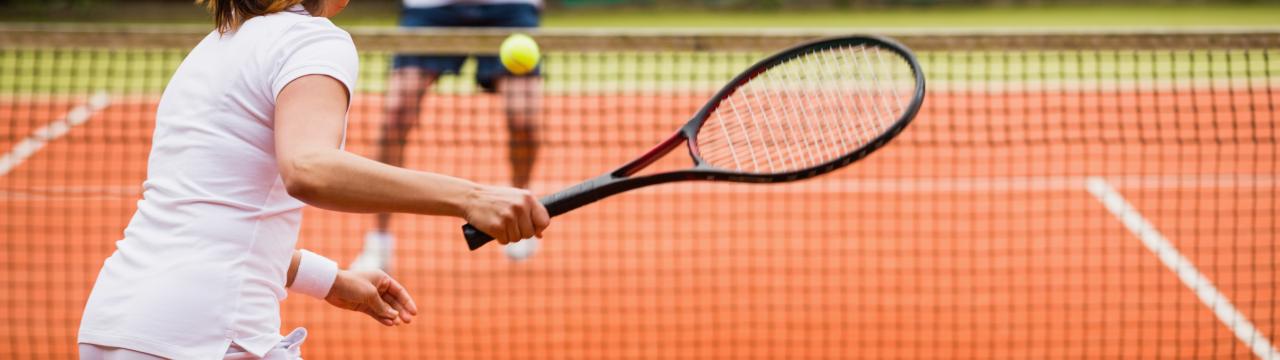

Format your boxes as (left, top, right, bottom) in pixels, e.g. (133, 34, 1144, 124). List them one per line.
(497, 75, 542, 261)
(351, 67, 438, 271)
(474, 2, 544, 260)
(500, 75, 542, 190)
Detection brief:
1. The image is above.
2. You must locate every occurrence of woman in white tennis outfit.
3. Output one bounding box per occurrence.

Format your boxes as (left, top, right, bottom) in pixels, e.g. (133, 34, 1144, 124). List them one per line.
(77, 0, 549, 358)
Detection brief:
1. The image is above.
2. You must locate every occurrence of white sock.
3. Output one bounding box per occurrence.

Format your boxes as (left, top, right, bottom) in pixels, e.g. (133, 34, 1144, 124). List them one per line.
(350, 231, 395, 271)
(366, 231, 394, 253)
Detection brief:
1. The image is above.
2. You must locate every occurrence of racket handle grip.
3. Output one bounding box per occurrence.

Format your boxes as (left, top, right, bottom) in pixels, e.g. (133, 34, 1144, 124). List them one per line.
(460, 175, 612, 251)
(461, 224, 494, 251)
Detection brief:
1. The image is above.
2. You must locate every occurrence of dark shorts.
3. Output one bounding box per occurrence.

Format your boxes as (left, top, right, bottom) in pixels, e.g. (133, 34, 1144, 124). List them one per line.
(392, 3, 542, 92)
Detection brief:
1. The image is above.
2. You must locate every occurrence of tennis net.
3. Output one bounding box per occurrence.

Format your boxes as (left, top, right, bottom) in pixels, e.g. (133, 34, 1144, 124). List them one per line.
(1, 25, 1278, 359)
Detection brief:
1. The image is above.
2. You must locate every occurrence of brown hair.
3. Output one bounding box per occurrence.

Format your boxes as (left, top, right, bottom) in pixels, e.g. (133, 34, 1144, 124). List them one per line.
(196, 0, 323, 33)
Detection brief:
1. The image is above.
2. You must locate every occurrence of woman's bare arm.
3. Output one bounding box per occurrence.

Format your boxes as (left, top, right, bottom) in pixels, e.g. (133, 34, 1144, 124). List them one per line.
(274, 74, 549, 244)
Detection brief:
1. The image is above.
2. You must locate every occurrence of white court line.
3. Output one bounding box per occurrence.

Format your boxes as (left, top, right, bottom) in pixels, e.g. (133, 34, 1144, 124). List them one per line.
(2, 173, 1275, 201)
(0, 91, 111, 177)
(1086, 177, 1280, 360)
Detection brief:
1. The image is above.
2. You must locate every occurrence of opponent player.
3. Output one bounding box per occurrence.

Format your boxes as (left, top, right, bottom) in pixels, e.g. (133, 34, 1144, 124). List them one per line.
(77, 0, 548, 358)
(350, 0, 545, 271)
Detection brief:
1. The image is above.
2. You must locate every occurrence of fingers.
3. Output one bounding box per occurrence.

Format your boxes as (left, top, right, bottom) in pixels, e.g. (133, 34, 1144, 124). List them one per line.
(516, 203, 536, 241)
(356, 294, 398, 327)
(328, 270, 417, 328)
(531, 198, 550, 238)
(501, 213, 517, 245)
(382, 293, 407, 324)
(369, 294, 400, 325)
(467, 186, 548, 245)
(357, 271, 404, 327)
(374, 315, 396, 327)
(393, 279, 419, 315)
(380, 276, 418, 324)
(510, 191, 539, 241)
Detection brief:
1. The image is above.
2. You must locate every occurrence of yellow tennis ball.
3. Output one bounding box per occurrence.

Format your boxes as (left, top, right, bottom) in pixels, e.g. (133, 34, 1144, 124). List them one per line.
(500, 33, 540, 75)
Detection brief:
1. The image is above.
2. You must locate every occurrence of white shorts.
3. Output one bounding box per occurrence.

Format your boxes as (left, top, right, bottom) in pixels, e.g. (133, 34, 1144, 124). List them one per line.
(79, 327, 308, 360)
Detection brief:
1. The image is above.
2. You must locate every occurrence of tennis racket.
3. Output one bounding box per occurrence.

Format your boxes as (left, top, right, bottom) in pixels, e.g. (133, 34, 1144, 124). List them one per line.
(463, 35, 926, 250)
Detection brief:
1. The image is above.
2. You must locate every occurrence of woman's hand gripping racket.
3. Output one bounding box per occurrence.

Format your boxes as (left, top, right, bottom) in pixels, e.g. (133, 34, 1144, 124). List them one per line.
(463, 35, 926, 250)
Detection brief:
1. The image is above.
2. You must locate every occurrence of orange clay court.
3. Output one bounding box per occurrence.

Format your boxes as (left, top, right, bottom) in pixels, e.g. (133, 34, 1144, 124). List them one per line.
(1, 31, 1278, 359)
(3, 87, 1276, 359)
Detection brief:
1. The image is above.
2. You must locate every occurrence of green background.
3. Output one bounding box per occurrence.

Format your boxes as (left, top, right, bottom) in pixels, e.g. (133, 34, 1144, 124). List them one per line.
(2, 1, 1279, 28)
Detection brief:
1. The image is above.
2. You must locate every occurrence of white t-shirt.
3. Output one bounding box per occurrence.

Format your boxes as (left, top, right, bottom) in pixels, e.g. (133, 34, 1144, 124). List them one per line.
(78, 6, 357, 360)
(403, 0, 542, 10)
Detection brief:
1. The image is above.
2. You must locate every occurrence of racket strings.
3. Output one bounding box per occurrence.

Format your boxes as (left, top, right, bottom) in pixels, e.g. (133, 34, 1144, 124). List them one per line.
(697, 44, 916, 174)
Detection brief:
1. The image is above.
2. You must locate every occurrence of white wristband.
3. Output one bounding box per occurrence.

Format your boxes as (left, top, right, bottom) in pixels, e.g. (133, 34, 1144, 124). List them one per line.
(292, 249, 338, 299)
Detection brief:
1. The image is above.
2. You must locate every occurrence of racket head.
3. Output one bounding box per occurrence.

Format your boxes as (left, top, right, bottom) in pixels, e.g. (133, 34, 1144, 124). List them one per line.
(681, 35, 926, 182)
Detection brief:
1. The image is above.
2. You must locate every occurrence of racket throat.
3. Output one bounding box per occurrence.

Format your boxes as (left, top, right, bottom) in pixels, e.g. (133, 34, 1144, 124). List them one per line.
(614, 131, 688, 177)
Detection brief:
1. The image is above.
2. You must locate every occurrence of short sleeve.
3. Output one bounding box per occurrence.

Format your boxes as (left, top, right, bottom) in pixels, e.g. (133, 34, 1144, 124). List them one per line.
(269, 20, 359, 101)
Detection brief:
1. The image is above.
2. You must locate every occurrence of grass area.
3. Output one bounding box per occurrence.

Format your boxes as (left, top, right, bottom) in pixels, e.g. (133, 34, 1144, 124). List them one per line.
(2, 3, 1278, 28)
(532, 4, 1280, 29)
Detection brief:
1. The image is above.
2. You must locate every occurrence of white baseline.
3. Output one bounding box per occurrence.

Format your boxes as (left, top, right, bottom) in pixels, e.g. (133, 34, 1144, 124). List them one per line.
(1086, 176, 1279, 360)
(0, 91, 111, 177)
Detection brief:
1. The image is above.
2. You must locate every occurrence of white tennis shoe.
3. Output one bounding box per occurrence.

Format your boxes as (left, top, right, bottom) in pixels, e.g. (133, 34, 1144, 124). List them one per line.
(504, 236, 540, 262)
(349, 231, 394, 272)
